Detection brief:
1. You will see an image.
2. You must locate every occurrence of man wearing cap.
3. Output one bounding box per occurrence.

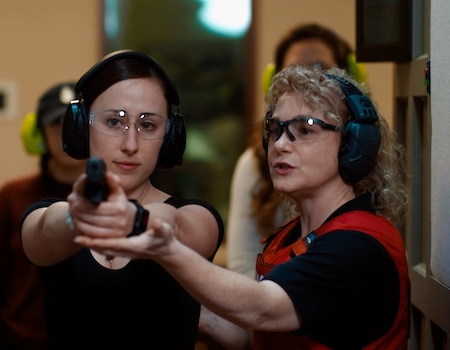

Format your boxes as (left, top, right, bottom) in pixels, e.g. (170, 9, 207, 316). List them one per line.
(0, 82, 86, 349)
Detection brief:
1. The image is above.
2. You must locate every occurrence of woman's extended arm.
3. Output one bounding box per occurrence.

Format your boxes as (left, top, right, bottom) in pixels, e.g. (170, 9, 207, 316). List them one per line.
(22, 171, 221, 290)
(199, 305, 253, 350)
(21, 172, 135, 266)
(74, 219, 302, 333)
(21, 200, 83, 266)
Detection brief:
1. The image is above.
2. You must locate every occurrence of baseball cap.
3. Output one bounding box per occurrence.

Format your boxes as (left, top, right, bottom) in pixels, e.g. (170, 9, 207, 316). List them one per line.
(37, 82, 77, 126)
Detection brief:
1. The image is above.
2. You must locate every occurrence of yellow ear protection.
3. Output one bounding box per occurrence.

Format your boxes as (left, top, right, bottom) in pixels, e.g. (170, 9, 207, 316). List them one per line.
(261, 63, 276, 98)
(262, 74, 380, 183)
(346, 53, 367, 86)
(260, 54, 368, 96)
(21, 112, 47, 155)
(62, 50, 186, 169)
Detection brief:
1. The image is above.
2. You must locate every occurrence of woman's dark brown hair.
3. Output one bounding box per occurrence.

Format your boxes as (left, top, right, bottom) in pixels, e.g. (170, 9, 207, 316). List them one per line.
(81, 57, 171, 113)
(274, 23, 353, 72)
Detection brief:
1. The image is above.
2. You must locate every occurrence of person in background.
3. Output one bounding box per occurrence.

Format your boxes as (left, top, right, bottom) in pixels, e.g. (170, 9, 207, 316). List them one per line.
(227, 23, 367, 278)
(0, 82, 85, 349)
(20, 50, 223, 349)
(71, 65, 410, 349)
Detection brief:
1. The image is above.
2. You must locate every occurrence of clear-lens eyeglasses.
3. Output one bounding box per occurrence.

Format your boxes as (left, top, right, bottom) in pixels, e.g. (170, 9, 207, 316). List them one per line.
(263, 116, 338, 144)
(89, 110, 167, 140)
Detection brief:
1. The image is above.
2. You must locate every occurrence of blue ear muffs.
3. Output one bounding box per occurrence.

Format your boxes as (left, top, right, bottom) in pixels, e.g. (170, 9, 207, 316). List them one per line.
(21, 112, 46, 155)
(261, 74, 380, 183)
(328, 75, 380, 183)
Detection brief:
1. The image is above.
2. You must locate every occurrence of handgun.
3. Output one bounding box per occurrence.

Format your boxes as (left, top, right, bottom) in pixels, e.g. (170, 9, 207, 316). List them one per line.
(84, 156, 109, 205)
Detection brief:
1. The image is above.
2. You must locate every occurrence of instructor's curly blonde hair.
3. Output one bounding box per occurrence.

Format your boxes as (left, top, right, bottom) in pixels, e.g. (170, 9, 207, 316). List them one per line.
(251, 23, 366, 235)
(264, 65, 408, 226)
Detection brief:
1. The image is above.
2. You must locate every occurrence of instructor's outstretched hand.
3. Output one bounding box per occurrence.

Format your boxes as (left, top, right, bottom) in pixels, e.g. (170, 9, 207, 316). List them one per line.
(74, 216, 180, 262)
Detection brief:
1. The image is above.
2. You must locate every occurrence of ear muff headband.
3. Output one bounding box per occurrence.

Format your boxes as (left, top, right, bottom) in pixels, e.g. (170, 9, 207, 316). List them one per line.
(21, 112, 46, 155)
(62, 50, 186, 169)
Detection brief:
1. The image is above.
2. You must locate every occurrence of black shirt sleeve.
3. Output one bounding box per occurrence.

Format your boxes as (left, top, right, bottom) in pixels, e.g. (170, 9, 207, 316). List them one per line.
(19, 197, 64, 239)
(263, 230, 399, 345)
(165, 197, 225, 262)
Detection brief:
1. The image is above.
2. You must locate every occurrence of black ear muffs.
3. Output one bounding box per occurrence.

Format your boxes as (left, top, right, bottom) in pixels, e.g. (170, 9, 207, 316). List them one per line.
(62, 99, 90, 159)
(329, 75, 381, 183)
(261, 74, 380, 183)
(157, 112, 186, 169)
(62, 50, 186, 169)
